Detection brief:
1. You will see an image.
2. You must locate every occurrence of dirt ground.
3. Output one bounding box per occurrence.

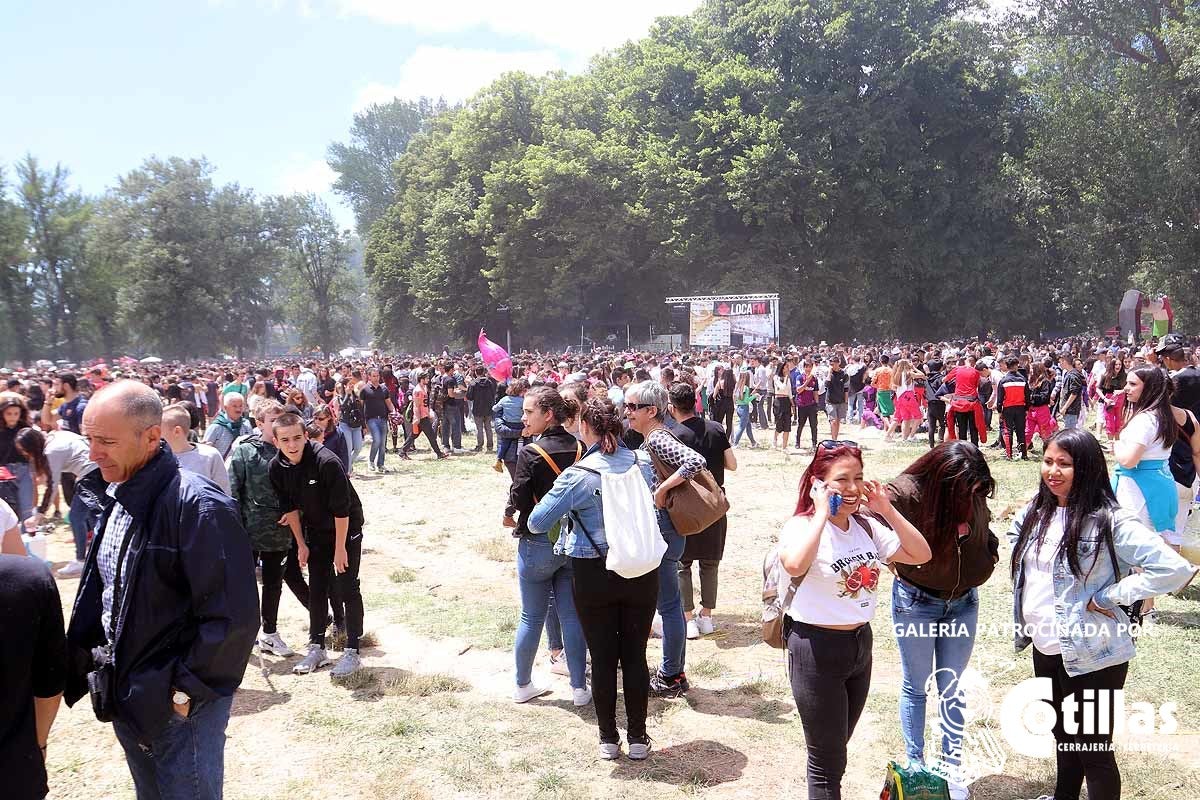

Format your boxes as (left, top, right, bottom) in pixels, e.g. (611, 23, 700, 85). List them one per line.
(42, 420, 1200, 799)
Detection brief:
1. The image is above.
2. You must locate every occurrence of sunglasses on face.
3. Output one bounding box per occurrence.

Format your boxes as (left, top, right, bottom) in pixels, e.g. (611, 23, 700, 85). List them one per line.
(625, 403, 653, 412)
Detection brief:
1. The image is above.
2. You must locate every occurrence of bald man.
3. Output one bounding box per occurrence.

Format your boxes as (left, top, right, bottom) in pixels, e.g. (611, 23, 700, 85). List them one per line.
(63, 380, 258, 800)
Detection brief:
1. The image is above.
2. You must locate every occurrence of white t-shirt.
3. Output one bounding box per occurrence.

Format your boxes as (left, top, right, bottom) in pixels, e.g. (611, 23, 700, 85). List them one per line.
(0, 498, 17, 532)
(176, 443, 232, 496)
(1116, 412, 1172, 527)
(785, 514, 902, 626)
(1020, 508, 1066, 655)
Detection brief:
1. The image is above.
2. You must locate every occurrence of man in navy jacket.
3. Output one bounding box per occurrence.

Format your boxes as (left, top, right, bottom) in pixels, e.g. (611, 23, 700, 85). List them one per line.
(65, 380, 258, 800)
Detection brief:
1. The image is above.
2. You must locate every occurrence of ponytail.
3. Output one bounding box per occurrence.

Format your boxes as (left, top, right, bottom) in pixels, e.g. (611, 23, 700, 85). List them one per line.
(580, 397, 623, 455)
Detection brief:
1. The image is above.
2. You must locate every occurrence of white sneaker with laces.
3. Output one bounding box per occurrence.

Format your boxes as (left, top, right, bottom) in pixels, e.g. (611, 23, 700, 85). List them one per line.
(258, 632, 295, 657)
(696, 615, 715, 635)
(598, 742, 621, 760)
(293, 643, 331, 674)
(686, 618, 700, 640)
(572, 687, 592, 706)
(628, 740, 651, 760)
(513, 681, 551, 703)
(331, 647, 363, 677)
(548, 651, 570, 676)
(57, 560, 84, 577)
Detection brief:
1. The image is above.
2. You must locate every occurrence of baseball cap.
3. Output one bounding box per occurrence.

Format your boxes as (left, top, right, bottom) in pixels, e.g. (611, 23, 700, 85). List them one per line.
(1155, 333, 1186, 354)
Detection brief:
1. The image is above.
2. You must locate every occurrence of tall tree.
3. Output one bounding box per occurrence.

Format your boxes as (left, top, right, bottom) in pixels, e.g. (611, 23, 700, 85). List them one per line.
(269, 194, 356, 356)
(327, 97, 447, 236)
(16, 156, 91, 360)
(0, 168, 36, 365)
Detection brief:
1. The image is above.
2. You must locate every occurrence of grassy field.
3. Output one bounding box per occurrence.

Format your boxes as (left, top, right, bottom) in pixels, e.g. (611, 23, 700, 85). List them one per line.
(42, 420, 1200, 799)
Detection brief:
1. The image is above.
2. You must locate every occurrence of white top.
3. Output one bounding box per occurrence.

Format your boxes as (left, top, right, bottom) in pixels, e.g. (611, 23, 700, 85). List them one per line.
(176, 443, 232, 495)
(1116, 412, 1172, 529)
(785, 514, 902, 626)
(0, 498, 16, 532)
(1020, 508, 1066, 655)
(44, 430, 98, 489)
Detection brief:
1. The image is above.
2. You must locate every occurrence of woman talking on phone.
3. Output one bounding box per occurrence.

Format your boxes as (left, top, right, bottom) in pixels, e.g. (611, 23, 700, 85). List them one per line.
(778, 441, 932, 800)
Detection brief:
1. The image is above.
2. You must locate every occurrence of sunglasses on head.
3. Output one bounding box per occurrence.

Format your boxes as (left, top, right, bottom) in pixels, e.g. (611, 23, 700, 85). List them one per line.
(817, 439, 858, 451)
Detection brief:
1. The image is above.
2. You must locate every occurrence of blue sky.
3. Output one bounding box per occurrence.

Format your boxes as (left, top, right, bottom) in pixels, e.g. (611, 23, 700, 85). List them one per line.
(1, 0, 699, 228)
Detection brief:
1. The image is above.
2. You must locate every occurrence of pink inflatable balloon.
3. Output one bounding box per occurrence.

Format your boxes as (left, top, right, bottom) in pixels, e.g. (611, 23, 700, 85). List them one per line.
(489, 356, 513, 382)
(478, 328, 513, 381)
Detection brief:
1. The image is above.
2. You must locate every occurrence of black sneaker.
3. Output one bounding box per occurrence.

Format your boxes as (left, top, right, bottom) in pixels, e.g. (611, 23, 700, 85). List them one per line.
(649, 669, 689, 698)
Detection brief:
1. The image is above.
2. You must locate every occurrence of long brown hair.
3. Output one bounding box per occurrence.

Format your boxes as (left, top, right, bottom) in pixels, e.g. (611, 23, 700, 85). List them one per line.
(15, 427, 51, 483)
(899, 441, 994, 560)
(580, 397, 623, 454)
(1123, 366, 1178, 448)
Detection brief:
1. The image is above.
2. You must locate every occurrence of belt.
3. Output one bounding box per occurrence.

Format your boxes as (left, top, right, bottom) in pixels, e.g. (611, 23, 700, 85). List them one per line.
(898, 575, 971, 601)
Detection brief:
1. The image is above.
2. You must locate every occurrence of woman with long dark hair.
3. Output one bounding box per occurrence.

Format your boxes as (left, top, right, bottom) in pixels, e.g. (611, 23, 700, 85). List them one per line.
(772, 362, 793, 450)
(887, 441, 997, 799)
(0, 393, 34, 524)
(1114, 367, 1179, 542)
(778, 441, 931, 799)
(1010, 428, 1195, 800)
(528, 397, 665, 761)
(709, 365, 735, 437)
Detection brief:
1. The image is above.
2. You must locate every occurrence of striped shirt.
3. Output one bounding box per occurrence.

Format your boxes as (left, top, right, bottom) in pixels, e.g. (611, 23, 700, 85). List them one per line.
(98, 482, 133, 644)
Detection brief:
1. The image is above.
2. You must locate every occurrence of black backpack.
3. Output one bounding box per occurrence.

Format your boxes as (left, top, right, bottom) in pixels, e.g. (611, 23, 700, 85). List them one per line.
(342, 393, 365, 428)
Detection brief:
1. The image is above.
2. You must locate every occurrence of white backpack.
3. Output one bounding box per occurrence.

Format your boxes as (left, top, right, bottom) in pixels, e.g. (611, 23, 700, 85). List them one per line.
(574, 451, 666, 579)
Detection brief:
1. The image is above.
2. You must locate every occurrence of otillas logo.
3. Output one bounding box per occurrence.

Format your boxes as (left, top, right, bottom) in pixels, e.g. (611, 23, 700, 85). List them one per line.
(998, 678, 1177, 758)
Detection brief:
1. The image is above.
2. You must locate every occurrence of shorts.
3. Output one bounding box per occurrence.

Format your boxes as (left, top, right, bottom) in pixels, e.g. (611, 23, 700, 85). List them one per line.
(826, 402, 847, 423)
(876, 390, 895, 417)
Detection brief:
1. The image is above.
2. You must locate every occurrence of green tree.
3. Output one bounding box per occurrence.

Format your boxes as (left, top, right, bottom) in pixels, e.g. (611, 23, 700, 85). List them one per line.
(269, 194, 356, 356)
(0, 168, 36, 365)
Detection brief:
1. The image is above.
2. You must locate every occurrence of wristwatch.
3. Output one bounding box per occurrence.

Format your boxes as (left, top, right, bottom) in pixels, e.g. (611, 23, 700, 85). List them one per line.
(172, 690, 190, 706)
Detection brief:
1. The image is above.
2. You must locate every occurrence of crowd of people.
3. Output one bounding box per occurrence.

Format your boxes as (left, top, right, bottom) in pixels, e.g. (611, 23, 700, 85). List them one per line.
(1, 330, 1199, 800)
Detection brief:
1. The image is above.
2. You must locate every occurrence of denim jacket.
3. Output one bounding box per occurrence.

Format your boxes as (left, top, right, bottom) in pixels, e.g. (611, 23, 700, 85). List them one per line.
(1008, 503, 1197, 676)
(528, 442, 680, 560)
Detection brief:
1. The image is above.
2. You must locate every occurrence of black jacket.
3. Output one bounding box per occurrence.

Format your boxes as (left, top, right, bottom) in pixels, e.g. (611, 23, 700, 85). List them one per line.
(269, 440, 364, 535)
(64, 444, 259, 746)
(467, 376, 498, 413)
(510, 425, 583, 537)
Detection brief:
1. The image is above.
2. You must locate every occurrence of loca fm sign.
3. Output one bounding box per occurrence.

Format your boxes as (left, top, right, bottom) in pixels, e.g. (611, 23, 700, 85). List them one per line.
(999, 678, 1178, 758)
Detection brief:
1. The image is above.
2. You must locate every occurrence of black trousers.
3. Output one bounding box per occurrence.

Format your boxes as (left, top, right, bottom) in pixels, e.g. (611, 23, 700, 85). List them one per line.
(1031, 648, 1127, 800)
(927, 401, 947, 447)
(571, 556, 658, 744)
(711, 400, 733, 438)
(306, 530, 364, 650)
(795, 404, 819, 447)
(401, 417, 443, 457)
(1002, 406, 1027, 458)
(786, 619, 872, 800)
(955, 411, 979, 445)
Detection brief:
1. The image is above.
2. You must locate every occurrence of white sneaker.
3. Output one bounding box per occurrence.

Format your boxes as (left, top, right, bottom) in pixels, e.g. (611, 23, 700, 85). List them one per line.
(513, 681, 551, 703)
(696, 615, 715, 635)
(293, 643, 332, 674)
(548, 651, 570, 676)
(258, 632, 295, 657)
(651, 613, 663, 638)
(628, 740, 651, 760)
(330, 648, 363, 677)
(57, 560, 84, 577)
(686, 618, 700, 640)
(599, 742, 621, 760)
(572, 686, 592, 706)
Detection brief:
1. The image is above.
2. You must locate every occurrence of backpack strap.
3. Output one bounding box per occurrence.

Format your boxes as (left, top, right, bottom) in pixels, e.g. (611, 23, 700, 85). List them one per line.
(526, 440, 585, 476)
(570, 509, 604, 555)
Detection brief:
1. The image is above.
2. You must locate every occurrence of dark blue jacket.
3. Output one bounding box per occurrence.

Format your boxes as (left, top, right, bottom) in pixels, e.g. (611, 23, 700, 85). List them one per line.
(64, 443, 259, 745)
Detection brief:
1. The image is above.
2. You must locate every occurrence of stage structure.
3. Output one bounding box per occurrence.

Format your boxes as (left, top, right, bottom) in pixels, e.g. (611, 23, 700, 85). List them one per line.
(665, 294, 779, 347)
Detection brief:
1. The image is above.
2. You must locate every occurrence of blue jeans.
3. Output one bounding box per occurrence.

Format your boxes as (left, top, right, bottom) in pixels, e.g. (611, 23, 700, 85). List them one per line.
(6, 461, 34, 521)
(440, 404, 464, 450)
(366, 417, 387, 468)
(515, 535, 587, 689)
(656, 531, 686, 676)
(733, 404, 757, 446)
(1063, 413, 1080, 430)
(338, 422, 364, 465)
(848, 390, 863, 423)
(892, 578, 979, 767)
(113, 694, 234, 800)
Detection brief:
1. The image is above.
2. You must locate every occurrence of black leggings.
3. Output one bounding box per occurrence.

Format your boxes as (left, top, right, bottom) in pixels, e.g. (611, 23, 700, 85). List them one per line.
(712, 400, 733, 437)
(307, 531, 364, 650)
(795, 404, 819, 447)
(786, 619, 873, 800)
(1032, 648, 1127, 800)
(571, 556, 658, 744)
(401, 417, 443, 457)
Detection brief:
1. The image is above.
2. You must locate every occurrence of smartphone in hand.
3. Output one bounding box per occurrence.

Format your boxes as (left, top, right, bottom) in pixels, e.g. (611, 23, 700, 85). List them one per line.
(811, 479, 843, 516)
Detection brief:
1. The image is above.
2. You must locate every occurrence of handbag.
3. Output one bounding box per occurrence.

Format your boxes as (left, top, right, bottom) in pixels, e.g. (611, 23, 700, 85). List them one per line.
(646, 430, 730, 536)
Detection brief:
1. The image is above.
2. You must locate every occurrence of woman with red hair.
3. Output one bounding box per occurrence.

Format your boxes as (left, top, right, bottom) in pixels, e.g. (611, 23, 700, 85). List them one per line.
(778, 441, 932, 800)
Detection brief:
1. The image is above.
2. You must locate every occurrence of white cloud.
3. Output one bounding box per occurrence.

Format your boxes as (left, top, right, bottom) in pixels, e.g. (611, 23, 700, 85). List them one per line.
(335, 0, 699, 59)
(353, 46, 563, 109)
(278, 157, 337, 195)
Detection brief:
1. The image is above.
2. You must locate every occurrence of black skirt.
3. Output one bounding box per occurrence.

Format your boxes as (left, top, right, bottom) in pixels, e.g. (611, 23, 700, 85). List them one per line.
(682, 514, 728, 562)
(774, 397, 793, 432)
